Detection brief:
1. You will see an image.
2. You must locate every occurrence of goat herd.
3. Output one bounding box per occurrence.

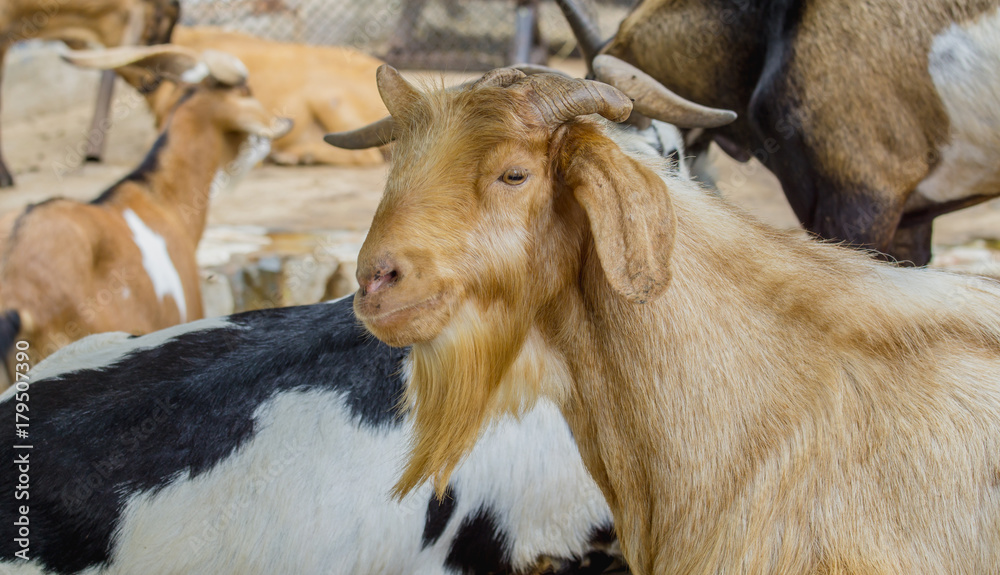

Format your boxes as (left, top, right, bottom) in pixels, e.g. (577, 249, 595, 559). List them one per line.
(0, 0, 999, 573)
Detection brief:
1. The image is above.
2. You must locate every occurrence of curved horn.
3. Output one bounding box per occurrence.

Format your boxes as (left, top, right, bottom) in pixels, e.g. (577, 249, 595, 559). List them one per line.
(324, 116, 396, 150)
(377, 65, 420, 118)
(472, 68, 526, 89)
(523, 73, 632, 126)
(61, 44, 200, 78)
(593, 55, 737, 129)
(325, 65, 636, 150)
(553, 0, 607, 71)
(511, 63, 573, 78)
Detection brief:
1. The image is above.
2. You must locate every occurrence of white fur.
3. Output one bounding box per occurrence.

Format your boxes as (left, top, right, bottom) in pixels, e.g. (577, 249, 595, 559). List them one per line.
(122, 208, 188, 322)
(179, 61, 210, 84)
(209, 135, 272, 198)
(917, 6, 1000, 203)
(617, 120, 690, 179)
(10, 390, 608, 575)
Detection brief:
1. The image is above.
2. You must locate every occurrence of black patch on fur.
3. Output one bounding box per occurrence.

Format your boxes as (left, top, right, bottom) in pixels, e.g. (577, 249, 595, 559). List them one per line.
(445, 506, 512, 574)
(92, 132, 170, 204)
(0, 310, 20, 372)
(0, 296, 408, 573)
(554, 552, 619, 575)
(422, 484, 457, 548)
(746, 0, 816, 227)
(587, 522, 616, 547)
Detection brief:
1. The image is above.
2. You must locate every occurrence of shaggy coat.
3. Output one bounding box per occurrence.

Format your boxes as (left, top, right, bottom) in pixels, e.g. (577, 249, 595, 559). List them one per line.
(342, 68, 1000, 574)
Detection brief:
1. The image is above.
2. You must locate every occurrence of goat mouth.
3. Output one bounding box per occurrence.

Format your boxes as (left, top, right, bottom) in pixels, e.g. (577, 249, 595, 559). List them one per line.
(358, 292, 448, 331)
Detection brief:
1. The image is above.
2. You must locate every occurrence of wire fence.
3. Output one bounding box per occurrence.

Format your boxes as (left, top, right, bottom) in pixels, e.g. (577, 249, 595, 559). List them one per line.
(180, 0, 638, 70)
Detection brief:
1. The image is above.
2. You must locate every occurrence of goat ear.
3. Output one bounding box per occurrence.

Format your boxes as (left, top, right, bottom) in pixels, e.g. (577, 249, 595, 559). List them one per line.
(560, 125, 676, 303)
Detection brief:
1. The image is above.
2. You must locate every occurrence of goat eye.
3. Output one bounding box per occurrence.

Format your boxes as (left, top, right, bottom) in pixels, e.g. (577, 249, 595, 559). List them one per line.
(500, 168, 528, 186)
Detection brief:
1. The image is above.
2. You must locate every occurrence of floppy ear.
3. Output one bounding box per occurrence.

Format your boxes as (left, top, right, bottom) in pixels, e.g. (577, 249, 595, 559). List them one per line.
(558, 123, 676, 303)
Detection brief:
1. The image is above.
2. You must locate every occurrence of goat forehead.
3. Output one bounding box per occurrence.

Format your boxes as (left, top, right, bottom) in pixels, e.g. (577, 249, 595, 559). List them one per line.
(399, 91, 535, 152)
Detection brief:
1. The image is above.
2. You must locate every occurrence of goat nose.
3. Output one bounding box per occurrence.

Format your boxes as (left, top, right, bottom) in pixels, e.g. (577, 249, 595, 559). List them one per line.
(358, 261, 401, 296)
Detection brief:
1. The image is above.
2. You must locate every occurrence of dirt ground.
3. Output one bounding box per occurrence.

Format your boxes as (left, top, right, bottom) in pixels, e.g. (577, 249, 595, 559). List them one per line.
(2, 51, 998, 282)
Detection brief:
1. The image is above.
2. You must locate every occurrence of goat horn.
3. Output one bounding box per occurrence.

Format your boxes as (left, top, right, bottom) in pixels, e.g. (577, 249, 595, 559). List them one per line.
(60, 44, 200, 78)
(377, 65, 420, 118)
(201, 49, 249, 86)
(323, 115, 396, 149)
(524, 73, 633, 126)
(324, 67, 634, 150)
(472, 68, 526, 89)
(592, 55, 737, 129)
(511, 63, 573, 78)
(553, 0, 608, 72)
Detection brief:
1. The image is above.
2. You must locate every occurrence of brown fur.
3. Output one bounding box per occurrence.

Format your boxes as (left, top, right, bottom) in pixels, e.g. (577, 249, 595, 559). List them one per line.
(168, 26, 387, 166)
(0, 50, 287, 381)
(351, 74, 1000, 574)
(602, 0, 1000, 265)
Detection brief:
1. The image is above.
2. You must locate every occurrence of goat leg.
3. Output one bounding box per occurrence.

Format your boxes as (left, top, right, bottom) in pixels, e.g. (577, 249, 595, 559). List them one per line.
(886, 220, 934, 267)
(84, 70, 117, 163)
(0, 46, 12, 188)
(85, 4, 147, 163)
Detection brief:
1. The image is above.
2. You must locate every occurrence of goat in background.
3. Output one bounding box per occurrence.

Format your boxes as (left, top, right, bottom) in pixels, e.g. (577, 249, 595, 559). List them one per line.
(0, 45, 291, 384)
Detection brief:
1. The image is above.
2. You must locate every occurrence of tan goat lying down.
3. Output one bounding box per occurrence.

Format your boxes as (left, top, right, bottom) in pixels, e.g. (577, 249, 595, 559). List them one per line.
(0, 45, 290, 378)
(325, 65, 1000, 573)
(169, 26, 387, 166)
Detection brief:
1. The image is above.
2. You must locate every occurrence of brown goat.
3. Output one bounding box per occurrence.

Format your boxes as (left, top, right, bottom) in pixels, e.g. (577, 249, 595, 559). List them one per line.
(0, 0, 180, 187)
(169, 25, 387, 166)
(0, 45, 290, 380)
(328, 67, 1000, 574)
(556, 0, 1000, 266)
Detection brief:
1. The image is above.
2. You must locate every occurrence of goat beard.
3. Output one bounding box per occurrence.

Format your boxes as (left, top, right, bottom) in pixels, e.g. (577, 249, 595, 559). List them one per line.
(394, 297, 546, 499)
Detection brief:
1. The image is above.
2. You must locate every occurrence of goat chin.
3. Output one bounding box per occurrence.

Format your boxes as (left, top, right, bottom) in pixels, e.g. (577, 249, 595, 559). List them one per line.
(399, 299, 571, 497)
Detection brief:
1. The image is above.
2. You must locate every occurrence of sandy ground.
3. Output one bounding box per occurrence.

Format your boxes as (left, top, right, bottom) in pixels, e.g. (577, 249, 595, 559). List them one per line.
(2, 49, 998, 281)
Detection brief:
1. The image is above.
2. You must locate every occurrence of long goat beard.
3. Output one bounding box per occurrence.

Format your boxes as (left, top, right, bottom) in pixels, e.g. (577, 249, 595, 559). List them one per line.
(393, 298, 544, 498)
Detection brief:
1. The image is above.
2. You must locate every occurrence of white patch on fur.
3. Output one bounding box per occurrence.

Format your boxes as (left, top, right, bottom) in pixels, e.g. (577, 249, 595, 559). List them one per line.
(615, 120, 690, 179)
(95, 390, 611, 574)
(451, 401, 613, 568)
(123, 209, 188, 321)
(209, 135, 272, 198)
(179, 61, 210, 83)
(917, 6, 1000, 203)
(0, 561, 51, 574)
(0, 316, 234, 397)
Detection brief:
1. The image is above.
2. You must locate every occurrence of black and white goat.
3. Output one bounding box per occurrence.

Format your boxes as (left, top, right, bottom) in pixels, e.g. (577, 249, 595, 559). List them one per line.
(0, 296, 619, 574)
